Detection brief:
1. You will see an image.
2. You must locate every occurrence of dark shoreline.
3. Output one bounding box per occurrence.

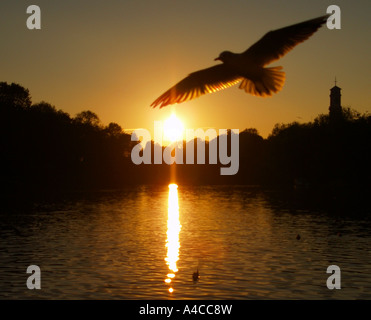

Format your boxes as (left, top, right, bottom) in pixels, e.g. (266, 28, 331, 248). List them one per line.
(2, 183, 370, 217)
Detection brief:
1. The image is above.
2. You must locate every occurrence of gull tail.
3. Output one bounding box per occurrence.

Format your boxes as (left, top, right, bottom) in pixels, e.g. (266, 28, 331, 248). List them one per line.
(239, 66, 285, 97)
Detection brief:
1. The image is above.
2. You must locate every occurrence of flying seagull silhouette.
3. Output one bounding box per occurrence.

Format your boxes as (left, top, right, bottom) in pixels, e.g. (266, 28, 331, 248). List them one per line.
(151, 15, 328, 108)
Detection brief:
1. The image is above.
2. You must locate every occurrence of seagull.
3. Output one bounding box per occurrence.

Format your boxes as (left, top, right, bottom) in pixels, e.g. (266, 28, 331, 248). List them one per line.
(192, 269, 199, 281)
(151, 15, 328, 108)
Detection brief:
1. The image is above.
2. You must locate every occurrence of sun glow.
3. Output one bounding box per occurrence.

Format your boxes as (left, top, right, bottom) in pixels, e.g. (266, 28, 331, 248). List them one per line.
(163, 113, 184, 143)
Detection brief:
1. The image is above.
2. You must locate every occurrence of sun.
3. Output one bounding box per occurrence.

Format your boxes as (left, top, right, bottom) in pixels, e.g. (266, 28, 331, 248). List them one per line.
(163, 113, 184, 143)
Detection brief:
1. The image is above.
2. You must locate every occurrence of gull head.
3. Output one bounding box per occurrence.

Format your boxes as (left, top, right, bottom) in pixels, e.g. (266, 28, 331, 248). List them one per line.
(214, 51, 234, 63)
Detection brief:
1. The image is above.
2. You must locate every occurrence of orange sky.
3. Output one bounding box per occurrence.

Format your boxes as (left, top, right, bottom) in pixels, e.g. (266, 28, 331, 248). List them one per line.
(1, 0, 370, 138)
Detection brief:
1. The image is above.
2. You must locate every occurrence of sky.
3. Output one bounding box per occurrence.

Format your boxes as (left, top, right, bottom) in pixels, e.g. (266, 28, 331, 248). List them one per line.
(1, 0, 370, 138)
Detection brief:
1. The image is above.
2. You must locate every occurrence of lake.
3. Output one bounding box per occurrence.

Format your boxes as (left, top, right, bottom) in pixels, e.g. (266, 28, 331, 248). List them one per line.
(1, 185, 370, 299)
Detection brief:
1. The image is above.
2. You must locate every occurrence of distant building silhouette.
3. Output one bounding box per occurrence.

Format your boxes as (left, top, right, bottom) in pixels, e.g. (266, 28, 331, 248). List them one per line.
(329, 79, 343, 121)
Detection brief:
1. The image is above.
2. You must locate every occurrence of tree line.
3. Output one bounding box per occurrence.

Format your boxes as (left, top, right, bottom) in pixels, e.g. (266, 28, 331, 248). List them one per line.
(1, 82, 371, 198)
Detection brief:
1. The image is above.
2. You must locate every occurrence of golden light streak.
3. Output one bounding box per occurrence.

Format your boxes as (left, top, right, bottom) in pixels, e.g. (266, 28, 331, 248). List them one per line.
(164, 183, 181, 293)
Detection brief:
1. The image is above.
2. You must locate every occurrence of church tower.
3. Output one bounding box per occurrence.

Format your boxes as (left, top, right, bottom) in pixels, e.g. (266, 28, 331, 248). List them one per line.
(329, 79, 343, 120)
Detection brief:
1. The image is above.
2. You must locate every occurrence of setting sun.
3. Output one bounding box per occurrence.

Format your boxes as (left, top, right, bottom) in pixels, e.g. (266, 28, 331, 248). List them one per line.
(163, 113, 184, 143)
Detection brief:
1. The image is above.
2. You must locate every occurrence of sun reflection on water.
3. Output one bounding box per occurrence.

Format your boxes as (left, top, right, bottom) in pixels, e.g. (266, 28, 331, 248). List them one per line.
(165, 183, 181, 293)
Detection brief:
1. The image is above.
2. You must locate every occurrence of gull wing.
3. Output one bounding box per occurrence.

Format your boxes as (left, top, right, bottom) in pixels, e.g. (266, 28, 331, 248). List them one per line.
(151, 64, 242, 108)
(243, 15, 328, 66)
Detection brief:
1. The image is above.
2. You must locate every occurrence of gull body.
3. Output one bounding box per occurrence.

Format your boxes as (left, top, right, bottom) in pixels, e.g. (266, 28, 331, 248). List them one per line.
(151, 15, 328, 108)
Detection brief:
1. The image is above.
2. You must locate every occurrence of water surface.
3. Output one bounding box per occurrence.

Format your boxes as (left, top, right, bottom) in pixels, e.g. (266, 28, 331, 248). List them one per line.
(1, 185, 370, 299)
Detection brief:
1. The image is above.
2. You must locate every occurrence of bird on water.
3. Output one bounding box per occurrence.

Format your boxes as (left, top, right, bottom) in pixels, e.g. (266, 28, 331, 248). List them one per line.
(193, 269, 199, 281)
(151, 15, 328, 108)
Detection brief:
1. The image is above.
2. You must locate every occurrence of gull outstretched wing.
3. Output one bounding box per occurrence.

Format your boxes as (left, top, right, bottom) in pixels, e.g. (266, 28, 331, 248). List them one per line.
(151, 64, 242, 108)
(243, 15, 328, 66)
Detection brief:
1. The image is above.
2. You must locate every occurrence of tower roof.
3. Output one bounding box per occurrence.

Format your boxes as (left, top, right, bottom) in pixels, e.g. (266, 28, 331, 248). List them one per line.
(331, 85, 341, 92)
(331, 77, 341, 91)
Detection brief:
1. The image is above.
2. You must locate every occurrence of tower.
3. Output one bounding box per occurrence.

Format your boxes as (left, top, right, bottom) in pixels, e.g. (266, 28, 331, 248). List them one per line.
(329, 78, 343, 120)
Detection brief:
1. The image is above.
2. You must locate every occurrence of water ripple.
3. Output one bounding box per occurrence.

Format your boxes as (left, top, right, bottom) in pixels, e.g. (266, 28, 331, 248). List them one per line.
(0, 185, 370, 299)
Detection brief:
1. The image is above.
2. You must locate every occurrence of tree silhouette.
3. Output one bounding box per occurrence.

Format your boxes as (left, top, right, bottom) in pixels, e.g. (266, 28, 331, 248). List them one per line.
(74, 110, 101, 127)
(1, 81, 370, 200)
(105, 122, 123, 137)
(0, 82, 31, 109)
